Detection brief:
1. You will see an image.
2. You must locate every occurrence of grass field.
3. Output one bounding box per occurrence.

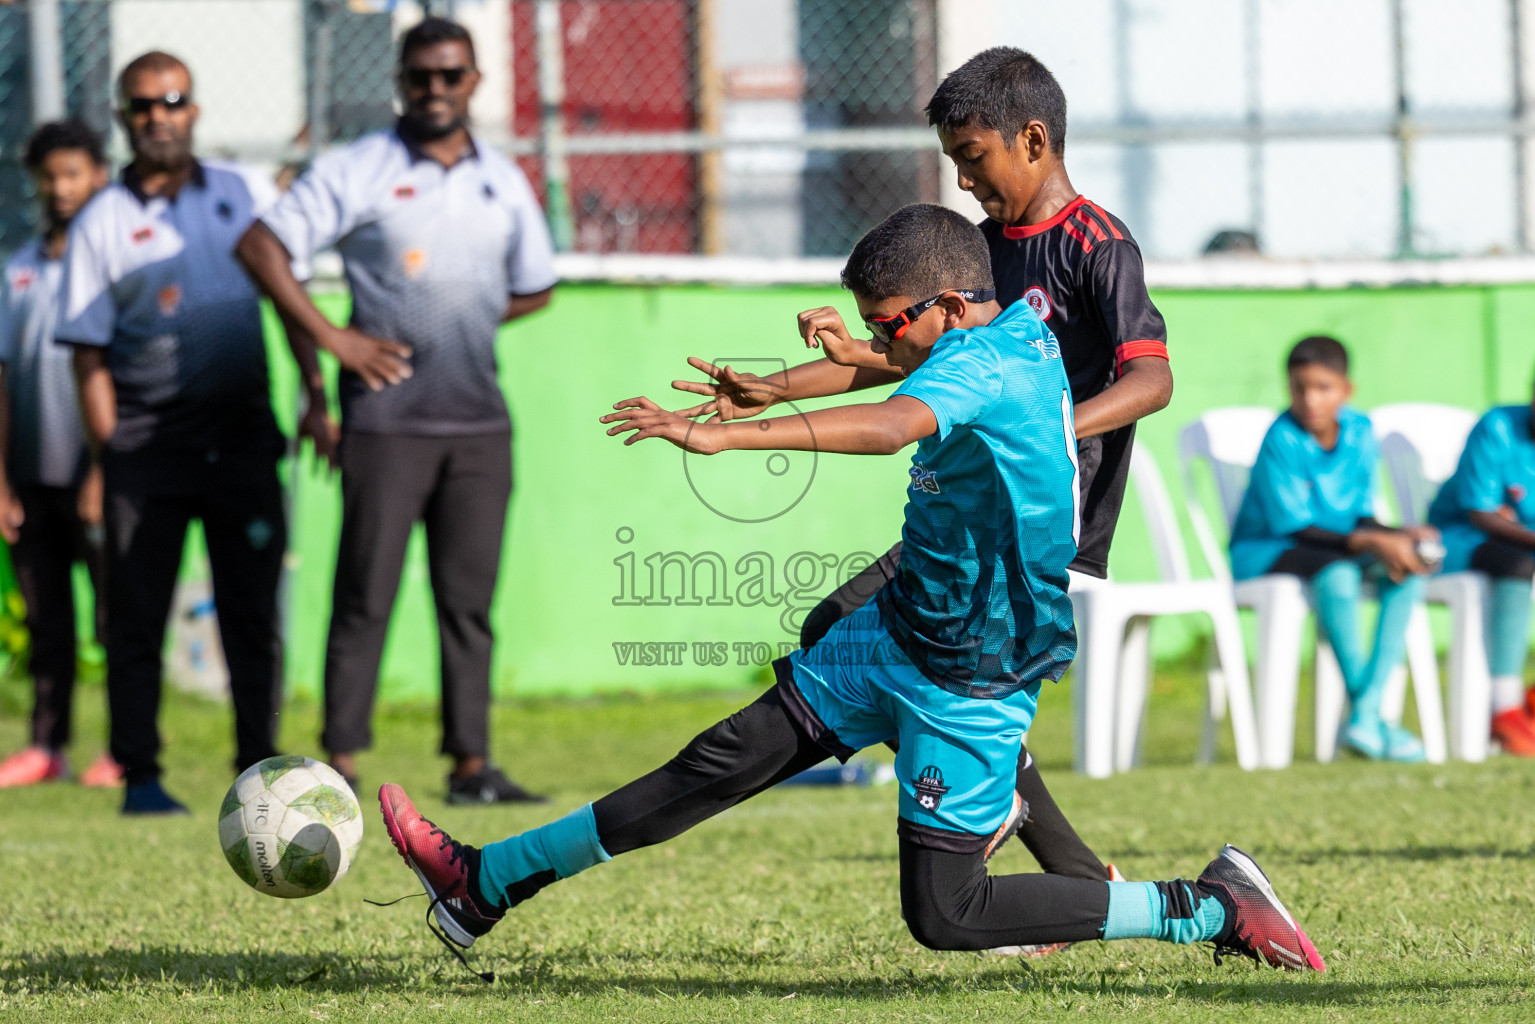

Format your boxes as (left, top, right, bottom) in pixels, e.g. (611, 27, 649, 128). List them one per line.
(1, 665, 1533, 1023)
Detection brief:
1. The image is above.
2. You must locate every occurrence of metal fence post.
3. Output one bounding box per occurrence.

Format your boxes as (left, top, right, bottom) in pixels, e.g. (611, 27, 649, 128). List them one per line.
(535, 0, 573, 251)
(309, 0, 338, 159)
(29, 0, 65, 124)
(1513, 0, 1532, 252)
(1244, 0, 1264, 247)
(1391, 0, 1415, 257)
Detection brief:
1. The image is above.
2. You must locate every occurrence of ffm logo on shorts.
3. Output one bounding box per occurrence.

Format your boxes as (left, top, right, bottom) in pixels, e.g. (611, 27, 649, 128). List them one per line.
(913, 765, 950, 811)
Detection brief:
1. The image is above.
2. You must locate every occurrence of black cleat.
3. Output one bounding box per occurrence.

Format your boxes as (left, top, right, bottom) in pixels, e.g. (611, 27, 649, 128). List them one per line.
(447, 766, 548, 806)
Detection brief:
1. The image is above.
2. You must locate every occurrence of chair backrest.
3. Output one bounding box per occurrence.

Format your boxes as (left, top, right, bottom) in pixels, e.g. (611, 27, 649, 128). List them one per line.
(1128, 444, 1195, 583)
(1177, 407, 1277, 582)
(1370, 402, 1477, 526)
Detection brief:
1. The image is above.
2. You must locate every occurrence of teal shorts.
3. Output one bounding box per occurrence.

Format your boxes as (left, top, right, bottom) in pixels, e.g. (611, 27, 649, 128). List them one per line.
(779, 600, 1040, 849)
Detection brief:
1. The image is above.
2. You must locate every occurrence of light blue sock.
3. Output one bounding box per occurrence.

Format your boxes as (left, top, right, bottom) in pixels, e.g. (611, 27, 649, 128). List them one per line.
(478, 803, 612, 905)
(1351, 571, 1425, 724)
(1309, 560, 1368, 697)
(1487, 577, 1534, 678)
(1101, 881, 1227, 945)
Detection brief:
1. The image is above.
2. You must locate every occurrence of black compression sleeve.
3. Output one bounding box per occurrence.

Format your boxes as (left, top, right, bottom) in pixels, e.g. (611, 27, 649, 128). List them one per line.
(591, 684, 829, 856)
(898, 838, 1110, 951)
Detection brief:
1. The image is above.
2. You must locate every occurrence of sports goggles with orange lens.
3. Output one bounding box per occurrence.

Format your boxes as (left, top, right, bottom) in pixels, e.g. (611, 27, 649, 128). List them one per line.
(864, 288, 995, 344)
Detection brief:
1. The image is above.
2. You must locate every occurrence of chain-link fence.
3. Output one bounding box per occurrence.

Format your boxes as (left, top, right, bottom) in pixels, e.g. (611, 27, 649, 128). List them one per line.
(0, 0, 1532, 262)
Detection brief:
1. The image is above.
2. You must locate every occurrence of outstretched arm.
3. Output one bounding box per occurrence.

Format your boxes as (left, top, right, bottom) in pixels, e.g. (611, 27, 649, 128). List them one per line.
(671, 356, 903, 422)
(235, 222, 413, 391)
(603, 394, 935, 456)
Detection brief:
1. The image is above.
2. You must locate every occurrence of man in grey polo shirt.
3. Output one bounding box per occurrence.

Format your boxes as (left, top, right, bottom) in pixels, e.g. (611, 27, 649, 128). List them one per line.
(237, 17, 556, 804)
(60, 52, 323, 814)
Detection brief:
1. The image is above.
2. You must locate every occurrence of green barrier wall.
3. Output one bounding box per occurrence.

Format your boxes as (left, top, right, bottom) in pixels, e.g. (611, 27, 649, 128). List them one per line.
(258, 283, 1535, 700)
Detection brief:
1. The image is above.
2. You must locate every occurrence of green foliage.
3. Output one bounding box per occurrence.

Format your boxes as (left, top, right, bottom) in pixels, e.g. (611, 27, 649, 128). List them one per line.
(275, 825, 335, 894)
(1, 672, 1532, 1022)
(221, 836, 260, 891)
(256, 755, 310, 789)
(287, 784, 359, 827)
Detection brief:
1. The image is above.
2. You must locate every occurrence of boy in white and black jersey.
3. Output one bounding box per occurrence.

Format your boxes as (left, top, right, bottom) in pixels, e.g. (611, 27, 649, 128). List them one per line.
(0, 121, 116, 791)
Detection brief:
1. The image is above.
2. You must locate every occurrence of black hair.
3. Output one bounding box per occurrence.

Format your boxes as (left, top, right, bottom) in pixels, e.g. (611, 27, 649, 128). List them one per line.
(926, 47, 1067, 154)
(841, 204, 994, 301)
(117, 51, 191, 100)
(25, 119, 105, 170)
(1287, 335, 1350, 376)
(400, 17, 476, 67)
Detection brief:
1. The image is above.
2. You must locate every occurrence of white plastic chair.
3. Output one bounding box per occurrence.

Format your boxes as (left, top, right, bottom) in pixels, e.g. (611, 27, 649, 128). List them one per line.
(1178, 408, 1446, 767)
(1372, 402, 1493, 762)
(1069, 445, 1260, 778)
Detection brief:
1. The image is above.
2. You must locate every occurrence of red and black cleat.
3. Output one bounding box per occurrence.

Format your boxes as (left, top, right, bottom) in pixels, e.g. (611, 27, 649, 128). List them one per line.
(1198, 844, 1325, 972)
(379, 783, 503, 950)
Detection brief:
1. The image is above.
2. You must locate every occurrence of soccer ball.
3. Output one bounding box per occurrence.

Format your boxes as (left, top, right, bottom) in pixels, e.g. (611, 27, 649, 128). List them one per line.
(218, 755, 364, 898)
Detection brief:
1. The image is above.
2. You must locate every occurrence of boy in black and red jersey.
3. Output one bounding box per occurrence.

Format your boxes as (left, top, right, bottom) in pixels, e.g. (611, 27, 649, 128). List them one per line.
(669, 48, 1167, 944)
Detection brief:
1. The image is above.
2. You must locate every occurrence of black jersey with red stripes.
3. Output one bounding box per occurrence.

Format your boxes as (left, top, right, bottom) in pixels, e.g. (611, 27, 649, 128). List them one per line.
(980, 195, 1168, 577)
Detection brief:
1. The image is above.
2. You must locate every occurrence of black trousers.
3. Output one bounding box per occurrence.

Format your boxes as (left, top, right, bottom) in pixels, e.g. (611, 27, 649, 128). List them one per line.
(1470, 538, 1535, 581)
(586, 685, 1110, 948)
(11, 482, 105, 750)
(798, 541, 1110, 881)
(322, 431, 511, 759)
(1268, 542, 1356, 580)
(103, 447, 285, 785)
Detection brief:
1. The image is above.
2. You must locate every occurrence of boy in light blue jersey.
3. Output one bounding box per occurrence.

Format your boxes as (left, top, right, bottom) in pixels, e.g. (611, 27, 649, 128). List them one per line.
(373, 205, 1322, 978)
(1230, 336, 1437, 761)
(1427, 392, 1535, 756)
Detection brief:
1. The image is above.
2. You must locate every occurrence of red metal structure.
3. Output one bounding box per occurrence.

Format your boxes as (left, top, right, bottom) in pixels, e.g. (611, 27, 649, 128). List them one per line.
(512, 0, 699, 253)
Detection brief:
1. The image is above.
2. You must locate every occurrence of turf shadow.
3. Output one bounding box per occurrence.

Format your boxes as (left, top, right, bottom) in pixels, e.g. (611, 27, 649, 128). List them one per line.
(1, 947, 1520, 1007)
(1292, 843, 1535, 863)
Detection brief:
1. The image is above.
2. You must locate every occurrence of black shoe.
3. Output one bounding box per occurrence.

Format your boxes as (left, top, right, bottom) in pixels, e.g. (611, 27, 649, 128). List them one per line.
(446, 766, 548, 805)
(122, 779, 191, 816)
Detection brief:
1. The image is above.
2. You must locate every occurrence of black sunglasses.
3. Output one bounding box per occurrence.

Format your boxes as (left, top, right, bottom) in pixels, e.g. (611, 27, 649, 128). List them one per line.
(403, 66, 472, 89)
(865, 288, 995, 344)
(122, 91, 191, 114)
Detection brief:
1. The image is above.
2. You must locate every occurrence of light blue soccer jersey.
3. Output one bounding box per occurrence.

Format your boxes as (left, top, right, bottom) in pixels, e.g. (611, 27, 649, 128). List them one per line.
(1428, 405, 1535, 572)
(875, 298, 1080, 700)
(1229, 408, 1377, 579)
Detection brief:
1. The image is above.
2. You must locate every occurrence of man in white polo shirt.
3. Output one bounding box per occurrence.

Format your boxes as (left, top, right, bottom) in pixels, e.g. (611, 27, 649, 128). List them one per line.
(237, 18, 557, 804)
(60, 52, 325, 814)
